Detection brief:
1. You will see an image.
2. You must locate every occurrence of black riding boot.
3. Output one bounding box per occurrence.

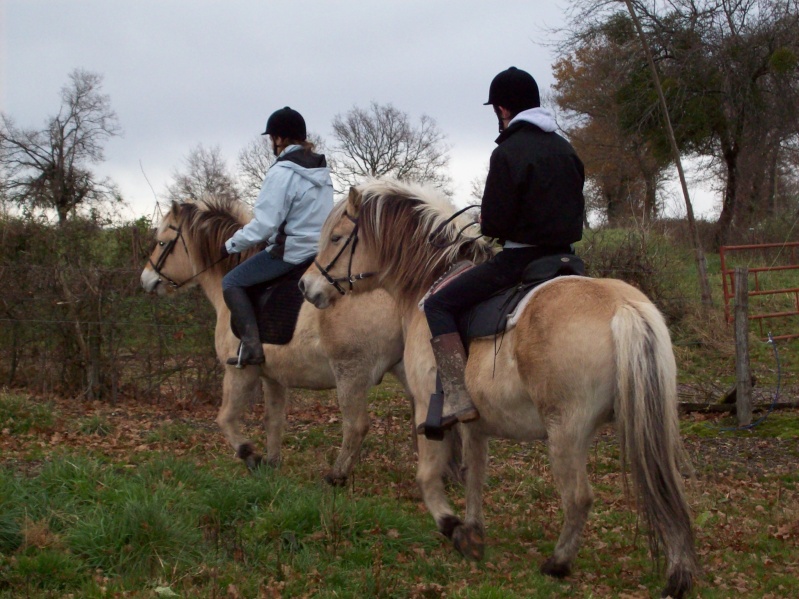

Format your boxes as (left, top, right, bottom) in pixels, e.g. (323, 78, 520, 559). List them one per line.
(417, 332, 479, 435)
(223, 287, 265, 367)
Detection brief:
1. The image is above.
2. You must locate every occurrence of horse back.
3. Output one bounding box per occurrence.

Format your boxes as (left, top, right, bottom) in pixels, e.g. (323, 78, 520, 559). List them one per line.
(506, 277, 656, 419)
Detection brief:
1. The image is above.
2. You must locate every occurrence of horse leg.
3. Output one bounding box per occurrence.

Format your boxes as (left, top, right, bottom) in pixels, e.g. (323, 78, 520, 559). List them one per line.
(261, 377, 287, 469)
(216, 367, 264, 471)
(416, 431, 462, 540)
(389, 361, 417, 451)
(452, 427, 488, 561)
(540, 424, 594, 579)
(324, 365, 371, 487)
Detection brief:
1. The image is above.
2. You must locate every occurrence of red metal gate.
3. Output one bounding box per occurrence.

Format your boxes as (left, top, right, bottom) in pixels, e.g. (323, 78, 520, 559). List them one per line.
(720, 241, 799, 341)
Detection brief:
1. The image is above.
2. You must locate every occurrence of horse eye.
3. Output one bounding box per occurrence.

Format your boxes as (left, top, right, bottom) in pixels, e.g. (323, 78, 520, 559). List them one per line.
(158, 241, 165, 246)
(331, 235, 342, 243)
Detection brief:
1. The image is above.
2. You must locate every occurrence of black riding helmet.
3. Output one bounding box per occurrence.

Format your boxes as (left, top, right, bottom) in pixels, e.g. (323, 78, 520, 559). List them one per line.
(484, 67, 540, 114)
(262, 106, 307, 140)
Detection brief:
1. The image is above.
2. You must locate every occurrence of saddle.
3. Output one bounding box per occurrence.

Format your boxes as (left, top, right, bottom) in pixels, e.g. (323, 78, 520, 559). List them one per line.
(420, 253, 586, 441)
(231, 258, 313, 346)
(436, 254, 586, 344)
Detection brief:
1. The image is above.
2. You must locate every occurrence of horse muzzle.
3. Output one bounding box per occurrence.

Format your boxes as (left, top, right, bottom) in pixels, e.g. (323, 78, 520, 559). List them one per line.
(299, 275, 333, 309)
(140, 268, 166, 295)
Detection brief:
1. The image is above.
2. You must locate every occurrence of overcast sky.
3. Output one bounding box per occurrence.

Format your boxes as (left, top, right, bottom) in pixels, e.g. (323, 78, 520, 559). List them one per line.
(2, 0, 716, 221)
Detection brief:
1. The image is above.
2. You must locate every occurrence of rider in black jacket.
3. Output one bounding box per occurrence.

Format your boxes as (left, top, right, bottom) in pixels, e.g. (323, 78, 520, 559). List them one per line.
(420, 67, 585, 435)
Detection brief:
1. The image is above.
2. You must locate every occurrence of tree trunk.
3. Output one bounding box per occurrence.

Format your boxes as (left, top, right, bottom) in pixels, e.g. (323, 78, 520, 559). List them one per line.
(55, 264, 92, 396)
(716, 145, 739, 248)
(765, 146, 779, 217)
(643, 173, 658, 223)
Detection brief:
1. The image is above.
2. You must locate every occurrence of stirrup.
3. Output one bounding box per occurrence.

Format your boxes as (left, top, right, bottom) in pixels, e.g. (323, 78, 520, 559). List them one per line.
(226, 342, 265, 369)
(416, 374, 479, 440)
(417, 381, 446, 440)
(417, 408, 479, 440)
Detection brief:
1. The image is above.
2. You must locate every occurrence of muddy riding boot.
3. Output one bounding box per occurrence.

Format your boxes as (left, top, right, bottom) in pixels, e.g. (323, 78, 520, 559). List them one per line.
(223, 287, 265, 368)
(417, 332, 479, 435)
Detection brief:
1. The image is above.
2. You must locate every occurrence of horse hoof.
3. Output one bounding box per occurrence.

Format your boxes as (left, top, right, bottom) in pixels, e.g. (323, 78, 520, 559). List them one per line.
(452, 524, 484, 561)
(540, 556, 571, 579)
(236, 443, 255, 460)
(437, 514, 462, 539)
(244, 454, 263, 472)
(323, 471, 348, 487)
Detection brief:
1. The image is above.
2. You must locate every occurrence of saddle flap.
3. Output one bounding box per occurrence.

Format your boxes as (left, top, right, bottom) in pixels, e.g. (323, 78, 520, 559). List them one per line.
(231, 258, 313, 346)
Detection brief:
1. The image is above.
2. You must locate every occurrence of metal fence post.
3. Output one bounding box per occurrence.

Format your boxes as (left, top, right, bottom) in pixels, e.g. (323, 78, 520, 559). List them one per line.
(734, 267, 753, 426)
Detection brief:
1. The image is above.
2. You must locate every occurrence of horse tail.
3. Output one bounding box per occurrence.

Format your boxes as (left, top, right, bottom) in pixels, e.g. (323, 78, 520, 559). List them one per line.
(611, 301, 697, 597)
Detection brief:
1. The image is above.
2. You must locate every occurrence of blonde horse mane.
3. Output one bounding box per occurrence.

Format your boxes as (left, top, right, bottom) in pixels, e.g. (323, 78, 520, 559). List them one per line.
(161, 194, 258, 277)
(348, 179, 495, 311)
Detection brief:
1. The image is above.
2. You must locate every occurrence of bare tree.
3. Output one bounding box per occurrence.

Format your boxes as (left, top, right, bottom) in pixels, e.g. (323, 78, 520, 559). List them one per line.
(165, 143, 241, 204)
(236, 136, 275, 203)
(235, 132, 327, 204)
(330, 102, 451, 193)
(468, 165, 489, 205)
(0, 69, 122, 224)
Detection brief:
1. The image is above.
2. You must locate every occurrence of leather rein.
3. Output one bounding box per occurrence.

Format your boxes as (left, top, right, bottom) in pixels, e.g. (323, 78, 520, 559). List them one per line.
(313, 212, 377, 295)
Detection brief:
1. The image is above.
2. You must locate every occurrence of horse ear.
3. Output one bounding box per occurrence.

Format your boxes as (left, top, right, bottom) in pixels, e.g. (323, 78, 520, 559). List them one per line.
(346, 186, 363, 216)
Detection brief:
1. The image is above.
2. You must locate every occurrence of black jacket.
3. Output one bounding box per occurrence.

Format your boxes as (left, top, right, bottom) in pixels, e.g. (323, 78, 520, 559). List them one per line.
(480, 121, 585, 247)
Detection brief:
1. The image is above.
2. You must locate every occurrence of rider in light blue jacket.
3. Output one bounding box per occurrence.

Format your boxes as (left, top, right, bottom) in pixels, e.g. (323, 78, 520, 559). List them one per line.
(222, 107, 334, 367)
(225, 144, 333, 263)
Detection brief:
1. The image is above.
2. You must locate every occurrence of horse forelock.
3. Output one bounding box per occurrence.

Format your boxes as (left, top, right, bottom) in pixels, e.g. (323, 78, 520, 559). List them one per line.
(161, 194, 253, 273)
(355, 179, 493, 310)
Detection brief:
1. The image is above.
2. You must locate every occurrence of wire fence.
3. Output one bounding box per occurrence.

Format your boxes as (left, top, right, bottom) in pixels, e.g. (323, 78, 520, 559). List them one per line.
(0, 261, 220, 404)
(1, 218, 795, 407)
(0, 260, 746, 406)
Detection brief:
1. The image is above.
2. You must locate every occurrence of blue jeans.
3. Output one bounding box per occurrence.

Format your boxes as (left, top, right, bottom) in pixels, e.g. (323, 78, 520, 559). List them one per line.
(222, 251, 298, 291)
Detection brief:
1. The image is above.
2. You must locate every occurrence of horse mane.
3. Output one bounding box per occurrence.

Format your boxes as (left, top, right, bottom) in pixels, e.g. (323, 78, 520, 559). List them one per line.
(352, 179, 495, 310)
(160, 194, 259, 277)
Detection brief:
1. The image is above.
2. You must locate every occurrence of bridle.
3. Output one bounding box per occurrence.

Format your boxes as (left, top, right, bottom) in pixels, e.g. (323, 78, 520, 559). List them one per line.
(149, 222, 226, 289)
(313, 212, 377, 295)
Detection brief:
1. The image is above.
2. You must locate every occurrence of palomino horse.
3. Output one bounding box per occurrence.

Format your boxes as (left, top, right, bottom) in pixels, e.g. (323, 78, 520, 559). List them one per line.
(140, 194, 411, 485)
(300, 180, 697, 598)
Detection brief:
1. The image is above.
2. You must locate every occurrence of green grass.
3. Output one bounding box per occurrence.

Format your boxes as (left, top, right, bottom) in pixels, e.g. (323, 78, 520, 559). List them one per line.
(77, 413, 114, 436)
(0, 393, 54, 434)
(0, 449, 451, 597)
(681, 410, 799, 441)
(145, 420, 196, 443)
(1, 379, 798, 598)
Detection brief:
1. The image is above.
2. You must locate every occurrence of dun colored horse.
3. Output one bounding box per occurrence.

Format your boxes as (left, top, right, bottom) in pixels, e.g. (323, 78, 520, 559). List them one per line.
(141, 195, 410, 485)
(300, 180, 697, 598)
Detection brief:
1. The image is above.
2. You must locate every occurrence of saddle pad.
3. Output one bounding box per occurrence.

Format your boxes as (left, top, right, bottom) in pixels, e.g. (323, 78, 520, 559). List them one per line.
(419, 260, 476, 307)
(453, 254, 586, 341)
(231, 258, 313, 346)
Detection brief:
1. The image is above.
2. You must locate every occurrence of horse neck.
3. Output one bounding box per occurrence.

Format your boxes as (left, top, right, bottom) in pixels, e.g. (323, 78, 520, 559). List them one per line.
(195, 269, 228, 317)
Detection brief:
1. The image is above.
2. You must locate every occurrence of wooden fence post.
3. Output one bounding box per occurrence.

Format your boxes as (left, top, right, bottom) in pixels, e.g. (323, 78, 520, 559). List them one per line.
(734, 267, 753, 426)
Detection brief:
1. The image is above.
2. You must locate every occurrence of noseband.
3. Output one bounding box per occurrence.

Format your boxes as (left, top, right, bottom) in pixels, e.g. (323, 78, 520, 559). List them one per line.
(149, 222, 226, 289)
(313, 213, 377, 295)
(149, 224, 190, 289)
